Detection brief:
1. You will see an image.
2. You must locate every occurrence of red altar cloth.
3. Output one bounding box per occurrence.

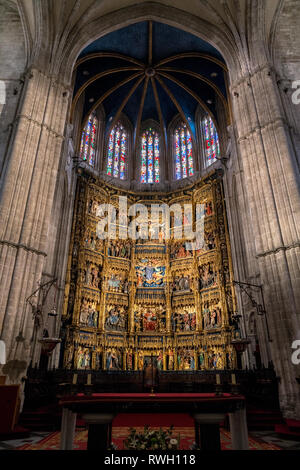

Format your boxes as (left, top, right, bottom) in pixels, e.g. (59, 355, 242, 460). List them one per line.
(61, 392, 244, 405)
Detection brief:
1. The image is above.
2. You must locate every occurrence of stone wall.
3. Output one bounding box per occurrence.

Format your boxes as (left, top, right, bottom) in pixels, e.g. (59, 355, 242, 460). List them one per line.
(0, 0, 26, 175)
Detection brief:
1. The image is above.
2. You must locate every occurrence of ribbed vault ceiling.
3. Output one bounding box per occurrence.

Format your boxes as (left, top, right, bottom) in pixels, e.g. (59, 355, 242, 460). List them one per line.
(72, 21, 228, 143)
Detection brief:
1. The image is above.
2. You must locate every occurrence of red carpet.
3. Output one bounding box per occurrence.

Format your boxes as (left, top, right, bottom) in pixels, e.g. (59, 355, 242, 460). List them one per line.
(18, 413, 282, 450)
(112, 413, 194, 427)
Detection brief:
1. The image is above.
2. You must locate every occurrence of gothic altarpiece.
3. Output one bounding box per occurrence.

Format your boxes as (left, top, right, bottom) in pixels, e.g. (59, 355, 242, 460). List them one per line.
(62, 171, 238, 372)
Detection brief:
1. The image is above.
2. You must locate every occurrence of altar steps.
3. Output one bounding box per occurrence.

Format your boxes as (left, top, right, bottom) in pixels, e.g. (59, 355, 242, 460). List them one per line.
(19, 406, 87, 431)
(275, 419, 300, 441)
(19, 410, 59, 431)
(19, 405, 62, 431)
(246, 407, 284, 431)
(0, 425, 30, 441)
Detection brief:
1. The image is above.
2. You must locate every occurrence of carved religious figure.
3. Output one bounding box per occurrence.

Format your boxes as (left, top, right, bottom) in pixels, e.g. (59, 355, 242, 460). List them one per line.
(199, 262, 217, 289)
(172, 311, 196, 332)
(87, 304, 98, 327)
(168, 349, 174, 370)
(79, 299, 89, 325)
(138, 351, 144, 370)
(107, 274, 121, 291)
(136, 260, 165, 288)
(126, 350, 133, 370)
(198, 352, 205, 370)
(202, 298, 222, 330)
(170, 242, 192, 259)
(157, 350, 163, 370)
(173, 275, 190, 293)
(106, 349, 121, 370)
(80, 299, 98, 328)
(204, 201, 213, 216)
(83, 262, 101, 289)
(142, 308, 158, 331)
(77, 347, 91, 369)
(105, 306, 127, 331)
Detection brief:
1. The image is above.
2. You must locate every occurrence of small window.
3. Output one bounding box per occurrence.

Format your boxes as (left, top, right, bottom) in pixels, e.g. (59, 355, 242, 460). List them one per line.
(107, 122, 128, 180)
(79, 113, 98, 167)
(140, 128, 160, 184)
(174, 123, 193, 179)
(202, 115, 220, 167)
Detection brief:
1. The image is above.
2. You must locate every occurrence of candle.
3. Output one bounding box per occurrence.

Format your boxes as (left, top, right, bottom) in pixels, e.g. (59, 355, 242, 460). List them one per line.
(216, 374, 220, 385)
(87, 373, 91, 385)
(72, 373, 78, 385)
(231, 373, 236, 385)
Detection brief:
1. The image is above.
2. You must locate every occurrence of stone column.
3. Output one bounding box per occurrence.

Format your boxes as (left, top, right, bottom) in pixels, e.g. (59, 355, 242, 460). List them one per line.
(0, 67, 70, 382)
(193, 413, 225, 450)
(82, 413, 115, 451)
(228, 407, 249, 450)
(230, 63, 300, 418)
(60, 408, 77, 450)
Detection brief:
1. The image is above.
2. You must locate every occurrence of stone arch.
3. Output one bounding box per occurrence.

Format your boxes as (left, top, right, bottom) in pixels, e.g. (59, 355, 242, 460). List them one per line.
(57, 2, 241, 85)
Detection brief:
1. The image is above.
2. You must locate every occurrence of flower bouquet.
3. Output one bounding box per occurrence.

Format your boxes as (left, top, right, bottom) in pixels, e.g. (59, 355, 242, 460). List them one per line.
(124, 425, 180, 450)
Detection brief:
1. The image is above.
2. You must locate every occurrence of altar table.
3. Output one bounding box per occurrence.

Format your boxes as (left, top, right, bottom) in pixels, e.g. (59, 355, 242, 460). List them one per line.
(59, 393, 249, 450)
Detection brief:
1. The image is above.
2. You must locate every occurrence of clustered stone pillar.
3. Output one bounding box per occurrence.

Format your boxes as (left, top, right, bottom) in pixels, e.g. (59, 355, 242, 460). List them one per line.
(0, 67, 70, 383)
(230, 63, 300, 418)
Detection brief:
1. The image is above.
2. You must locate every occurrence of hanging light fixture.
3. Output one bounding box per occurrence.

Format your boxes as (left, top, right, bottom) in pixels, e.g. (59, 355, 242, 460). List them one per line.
(38, 280, 61, 357)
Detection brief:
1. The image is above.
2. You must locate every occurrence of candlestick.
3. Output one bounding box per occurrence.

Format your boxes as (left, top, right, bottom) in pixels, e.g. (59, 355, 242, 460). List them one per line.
(87, 373, 91, 385)
(216, 374, 221, 385)
(231, 373, 236, 384)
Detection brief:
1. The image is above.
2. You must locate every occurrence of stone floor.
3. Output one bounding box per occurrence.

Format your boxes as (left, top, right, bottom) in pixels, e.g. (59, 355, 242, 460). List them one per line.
(250, 431, 300, 451)
(0, 429, 299, 450)
(0, 432, 50, 450)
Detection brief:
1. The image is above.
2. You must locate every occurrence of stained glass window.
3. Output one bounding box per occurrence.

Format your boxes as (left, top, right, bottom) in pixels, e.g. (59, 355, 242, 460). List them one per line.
(79, 113, 98, 167)
(107, 122, 127, 180)
(174, 123, 194, 180)
(140, 128, 160, 183)
(202, 115, 220, 167)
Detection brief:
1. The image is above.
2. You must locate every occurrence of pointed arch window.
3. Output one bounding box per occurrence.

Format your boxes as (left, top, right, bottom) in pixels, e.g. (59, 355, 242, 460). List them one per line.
(202, 115, 220, 167)
(79, 113, 98, 167)
(140, 128, 160, 184)
(174, 123, 194, 180)
(107, 122, 127, 180)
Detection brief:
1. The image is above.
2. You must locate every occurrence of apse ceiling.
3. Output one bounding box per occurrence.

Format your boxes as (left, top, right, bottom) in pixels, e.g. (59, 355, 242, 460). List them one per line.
(72, 21, 228, 141)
